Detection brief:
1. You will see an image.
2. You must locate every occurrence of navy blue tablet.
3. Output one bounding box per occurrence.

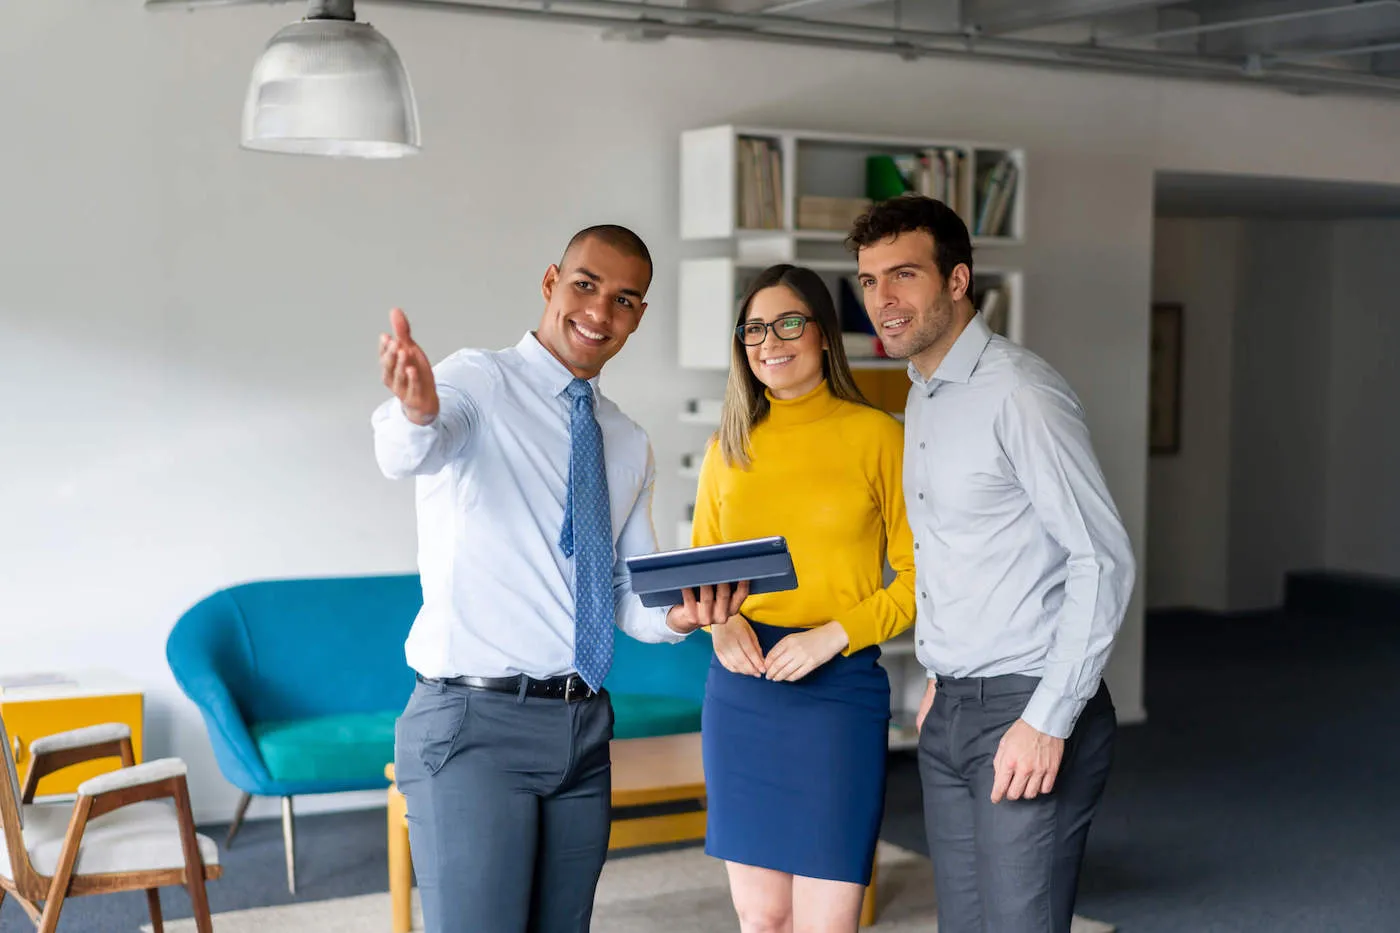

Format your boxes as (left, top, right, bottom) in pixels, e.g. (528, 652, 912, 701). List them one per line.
(625, 536, 798, 609)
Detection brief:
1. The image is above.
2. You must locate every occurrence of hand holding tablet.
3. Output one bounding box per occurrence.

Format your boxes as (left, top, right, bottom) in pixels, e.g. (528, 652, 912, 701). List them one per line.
(628, 536, 799, 634)
(667, 579, 751, 634)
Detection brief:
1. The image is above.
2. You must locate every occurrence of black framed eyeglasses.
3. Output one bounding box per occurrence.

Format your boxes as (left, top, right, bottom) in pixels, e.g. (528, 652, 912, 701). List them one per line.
(735, 314, 815, 346)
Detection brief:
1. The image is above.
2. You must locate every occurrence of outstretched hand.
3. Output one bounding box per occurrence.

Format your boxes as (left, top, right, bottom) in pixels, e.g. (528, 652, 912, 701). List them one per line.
(379, 308, 439, 425)
(666, 581, 749, 635)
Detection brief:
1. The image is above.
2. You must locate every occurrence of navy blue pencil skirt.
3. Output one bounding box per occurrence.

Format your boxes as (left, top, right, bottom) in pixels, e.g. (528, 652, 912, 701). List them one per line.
(701, 619, 891, 885)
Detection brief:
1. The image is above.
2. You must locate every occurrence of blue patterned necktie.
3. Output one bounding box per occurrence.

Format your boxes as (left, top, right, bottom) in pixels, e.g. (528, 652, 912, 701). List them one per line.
(559, 378, 615, 690)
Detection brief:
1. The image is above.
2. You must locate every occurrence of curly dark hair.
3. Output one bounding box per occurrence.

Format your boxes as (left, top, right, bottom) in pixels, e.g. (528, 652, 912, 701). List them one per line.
(845, 195, 973, 288)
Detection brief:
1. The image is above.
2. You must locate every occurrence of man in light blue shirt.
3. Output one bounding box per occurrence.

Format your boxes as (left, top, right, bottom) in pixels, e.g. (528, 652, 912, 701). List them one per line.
(372, 225, 742, 933)
(849, 197, 1135, 933)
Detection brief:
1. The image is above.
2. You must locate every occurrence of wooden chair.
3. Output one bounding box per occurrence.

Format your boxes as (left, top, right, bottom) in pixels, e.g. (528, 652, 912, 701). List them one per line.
(0, 717, 221, 932)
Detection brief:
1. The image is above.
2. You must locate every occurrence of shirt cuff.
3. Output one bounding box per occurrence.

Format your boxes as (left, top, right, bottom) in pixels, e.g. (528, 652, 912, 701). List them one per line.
(652, 605, 688, 643)
(1019, 684, 1085, 740)
(381, 398, 440, 433)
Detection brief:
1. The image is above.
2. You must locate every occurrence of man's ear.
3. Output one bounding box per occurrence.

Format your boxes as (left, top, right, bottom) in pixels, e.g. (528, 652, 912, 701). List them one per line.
(948, 263, 971, 303)
(541, 264, 560, 303)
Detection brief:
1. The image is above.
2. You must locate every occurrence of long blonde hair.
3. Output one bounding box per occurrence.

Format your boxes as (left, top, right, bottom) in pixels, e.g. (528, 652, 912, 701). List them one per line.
(717, 264, 873, 468)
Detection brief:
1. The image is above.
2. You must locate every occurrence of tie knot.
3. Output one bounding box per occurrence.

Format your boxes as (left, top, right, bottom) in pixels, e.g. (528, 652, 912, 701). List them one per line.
(564, 378, 593, 405)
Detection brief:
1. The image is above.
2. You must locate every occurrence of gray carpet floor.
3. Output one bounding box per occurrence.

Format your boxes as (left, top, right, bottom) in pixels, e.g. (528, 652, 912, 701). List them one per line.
(5, 608, 1399, 932)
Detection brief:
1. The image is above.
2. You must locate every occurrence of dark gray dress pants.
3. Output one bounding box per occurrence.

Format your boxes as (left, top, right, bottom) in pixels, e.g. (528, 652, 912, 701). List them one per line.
(918, 673, 1115, 933)
(394, 677, 615, 933)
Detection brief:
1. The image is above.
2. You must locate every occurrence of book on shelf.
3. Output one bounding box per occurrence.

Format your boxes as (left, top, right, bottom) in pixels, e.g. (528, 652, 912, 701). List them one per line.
(737, 136, 783, 230)
(976, 283, 1009, 338)
(974, 156, 1018, 238)
(867, 149, 970, 218)
(842, 331, 888, 361)
(796, 195, 870, 232)
(0, 672, 78, 692)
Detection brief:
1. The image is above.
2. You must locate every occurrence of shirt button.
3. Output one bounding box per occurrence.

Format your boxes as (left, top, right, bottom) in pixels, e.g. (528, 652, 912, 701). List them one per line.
(918, 492, 924, 500)
(921, 592, 927, 599)
(920, 442, 926, 449)
(914, 542, 920, 550)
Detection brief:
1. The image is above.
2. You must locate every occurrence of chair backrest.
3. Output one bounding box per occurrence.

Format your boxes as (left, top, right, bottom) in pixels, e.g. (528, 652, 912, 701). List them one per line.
(167, 574, 423, 724)
(0, 714, 21, 832)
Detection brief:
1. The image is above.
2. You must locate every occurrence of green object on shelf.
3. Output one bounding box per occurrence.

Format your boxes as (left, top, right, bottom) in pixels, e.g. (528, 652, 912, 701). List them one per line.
(866, 154, 910, 201)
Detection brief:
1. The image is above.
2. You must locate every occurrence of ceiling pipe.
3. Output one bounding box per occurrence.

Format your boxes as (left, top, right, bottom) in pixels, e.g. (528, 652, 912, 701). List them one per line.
(1270, 38, 1400, 63)
(143, 0, 1400, 98)
(1102, 0, 1400, 46)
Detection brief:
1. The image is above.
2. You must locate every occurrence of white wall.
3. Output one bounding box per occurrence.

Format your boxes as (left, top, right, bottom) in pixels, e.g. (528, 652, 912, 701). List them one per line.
(1326, 221, 1400, 576)
(5, 2, 1400, 822)
(1147, 218, 1242, 611)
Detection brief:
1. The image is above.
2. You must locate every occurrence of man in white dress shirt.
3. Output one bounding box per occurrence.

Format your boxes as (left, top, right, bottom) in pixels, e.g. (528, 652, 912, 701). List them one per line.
(849, 196, 1136, 933)
(372, 225, 741, 933)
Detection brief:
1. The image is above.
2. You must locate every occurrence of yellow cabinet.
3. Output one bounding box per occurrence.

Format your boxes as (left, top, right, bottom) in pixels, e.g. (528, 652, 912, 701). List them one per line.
(0, 671, 144, 797)
(851, 365, 913, 415)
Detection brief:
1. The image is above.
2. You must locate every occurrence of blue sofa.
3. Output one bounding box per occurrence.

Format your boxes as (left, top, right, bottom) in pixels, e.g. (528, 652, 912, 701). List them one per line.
(166, 573, 713, 892)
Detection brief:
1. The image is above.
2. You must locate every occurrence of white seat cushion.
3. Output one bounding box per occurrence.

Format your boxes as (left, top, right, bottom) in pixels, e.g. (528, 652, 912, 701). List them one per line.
(0, 799, 219, 879)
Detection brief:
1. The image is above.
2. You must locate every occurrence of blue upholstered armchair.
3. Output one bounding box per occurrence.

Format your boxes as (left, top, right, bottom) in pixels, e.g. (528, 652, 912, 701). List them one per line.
(166, 574, 422, 893)
(167, 573, 715, 893)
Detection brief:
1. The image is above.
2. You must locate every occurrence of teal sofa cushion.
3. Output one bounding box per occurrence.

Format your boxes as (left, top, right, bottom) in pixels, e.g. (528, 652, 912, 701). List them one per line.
(610, 693, 703, 740)
(251, 712, 398, 785)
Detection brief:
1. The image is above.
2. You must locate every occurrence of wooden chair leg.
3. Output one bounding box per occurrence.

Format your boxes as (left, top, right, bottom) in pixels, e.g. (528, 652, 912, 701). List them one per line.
(38, 796, 92, 933)
(37, 894, 66, 933)
(388, 781, 413, 933)
(146, 888, 165, 933)
(172, 779, 214, 933)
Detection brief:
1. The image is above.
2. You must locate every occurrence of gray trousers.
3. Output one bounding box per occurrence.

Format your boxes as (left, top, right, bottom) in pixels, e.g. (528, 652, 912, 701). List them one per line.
(394, 677, 615, 933)
(918, 674, 1115, 933)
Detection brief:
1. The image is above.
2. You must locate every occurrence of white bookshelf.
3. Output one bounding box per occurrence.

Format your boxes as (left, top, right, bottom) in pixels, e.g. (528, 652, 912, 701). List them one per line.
(680, 124, 1026, 249)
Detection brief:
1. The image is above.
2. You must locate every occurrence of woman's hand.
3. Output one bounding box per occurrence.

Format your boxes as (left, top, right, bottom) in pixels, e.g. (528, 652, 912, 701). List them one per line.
(711, 613, 767, 677)
(764, 622, 849, 682)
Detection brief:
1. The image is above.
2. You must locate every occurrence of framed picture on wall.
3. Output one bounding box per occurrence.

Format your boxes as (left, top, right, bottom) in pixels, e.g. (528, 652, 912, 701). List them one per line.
(1149, 302, 1183, 455)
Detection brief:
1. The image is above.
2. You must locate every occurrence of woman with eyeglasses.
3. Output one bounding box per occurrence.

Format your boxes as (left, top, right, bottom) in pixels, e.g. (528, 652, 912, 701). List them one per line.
(693, 263, 916, 932)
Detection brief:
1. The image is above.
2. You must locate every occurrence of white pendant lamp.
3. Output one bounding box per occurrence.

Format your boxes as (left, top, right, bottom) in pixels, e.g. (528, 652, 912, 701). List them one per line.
(241, 0, 420, 158)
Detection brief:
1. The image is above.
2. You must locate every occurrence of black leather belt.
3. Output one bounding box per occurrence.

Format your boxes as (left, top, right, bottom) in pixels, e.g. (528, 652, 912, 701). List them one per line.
(419, 672, 597, 702)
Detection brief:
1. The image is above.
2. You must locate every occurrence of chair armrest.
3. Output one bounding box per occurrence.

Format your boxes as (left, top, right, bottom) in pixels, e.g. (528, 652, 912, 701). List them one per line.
(77, 758, 187, 797)
(23, 723, 137, 802)
(29, 723, 132, 757)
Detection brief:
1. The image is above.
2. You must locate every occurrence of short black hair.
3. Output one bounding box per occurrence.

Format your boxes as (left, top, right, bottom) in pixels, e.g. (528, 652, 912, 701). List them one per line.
(561, 224, 653, 286)
(846, 195, 973, 288)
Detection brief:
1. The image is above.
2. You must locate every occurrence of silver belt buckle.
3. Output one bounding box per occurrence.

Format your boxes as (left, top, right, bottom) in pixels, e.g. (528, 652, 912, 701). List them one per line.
(564, 674, 591, 702)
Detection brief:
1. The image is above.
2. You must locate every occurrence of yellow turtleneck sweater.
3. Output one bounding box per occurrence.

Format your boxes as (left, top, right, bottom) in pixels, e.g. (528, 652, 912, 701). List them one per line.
(691, 380, 916, 655)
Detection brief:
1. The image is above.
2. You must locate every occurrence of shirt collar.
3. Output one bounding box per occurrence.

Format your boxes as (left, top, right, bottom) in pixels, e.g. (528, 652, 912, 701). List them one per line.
(516, 331, 600, 400)
(909, 312, 993, 394)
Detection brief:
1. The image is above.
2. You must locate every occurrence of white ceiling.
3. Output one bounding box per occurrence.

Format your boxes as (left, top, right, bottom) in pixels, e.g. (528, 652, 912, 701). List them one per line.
(1155, 171, 1400, 219)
